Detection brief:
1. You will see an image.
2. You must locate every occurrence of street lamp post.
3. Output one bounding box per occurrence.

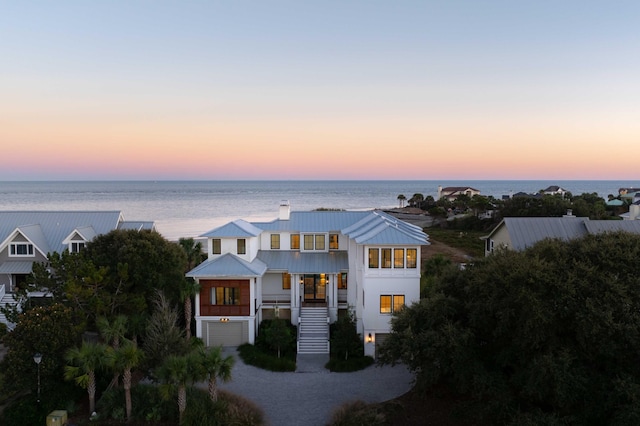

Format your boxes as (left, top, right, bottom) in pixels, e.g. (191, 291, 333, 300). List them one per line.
(33, 353, 42, 403)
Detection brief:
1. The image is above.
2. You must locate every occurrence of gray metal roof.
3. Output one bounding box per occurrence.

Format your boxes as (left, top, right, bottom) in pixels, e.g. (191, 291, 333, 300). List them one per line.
(493, 217, 640, 251)
(187, 253, 267, 278)
(255, 210, 428, 246)
(0, 211, 126, 255)
(118, 221, 156, 231)
(201, 219, 263, 238)
(256, 250, 349, 273)
(0, 261, 34, 274)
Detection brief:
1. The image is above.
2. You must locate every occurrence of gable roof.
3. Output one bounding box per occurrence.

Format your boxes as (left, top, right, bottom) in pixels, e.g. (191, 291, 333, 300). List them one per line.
(487, 217, 640, 251)
(186, 253, 267, 278)
(201, 219, 263, 238)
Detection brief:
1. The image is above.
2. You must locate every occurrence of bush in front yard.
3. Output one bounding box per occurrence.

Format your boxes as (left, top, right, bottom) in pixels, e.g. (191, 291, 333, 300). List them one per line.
(238, 343, 296, 372)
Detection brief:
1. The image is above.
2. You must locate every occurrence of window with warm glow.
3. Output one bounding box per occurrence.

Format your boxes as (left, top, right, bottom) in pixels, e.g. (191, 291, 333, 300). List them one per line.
(380, 294, 405, 314)
(337, 272, 347, 289)
(406, 248, 417, 268)
(381, 248, 392, 268)
(210, 287, 240, 305)
(380, 295, 392, 314)
(304, 235, 314, 250)
(271, 234, 280, 249)
(394, 249, 404, 268)
(282, 273, 291, 289)
(291, 234, 300, 249)
(368, 248, 379, 268)
(315, 234, 325, 250)
(329, 234, 339, 249)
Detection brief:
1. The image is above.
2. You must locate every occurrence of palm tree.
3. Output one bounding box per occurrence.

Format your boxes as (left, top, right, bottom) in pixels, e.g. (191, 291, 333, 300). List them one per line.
(178, 238, 204, 340)
(97, 314, 128, 388)
(411, 193, 424, 208)
(397, 194, 406, 208)
(108, 340, 144, 423)
(197, 346, 234, 403)
(64, 341, 108, 415)
(158, 353, 200, 424)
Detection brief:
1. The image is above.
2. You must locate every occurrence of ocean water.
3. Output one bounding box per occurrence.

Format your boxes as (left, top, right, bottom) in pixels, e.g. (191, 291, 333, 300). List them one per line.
(0, 180, 637, 241)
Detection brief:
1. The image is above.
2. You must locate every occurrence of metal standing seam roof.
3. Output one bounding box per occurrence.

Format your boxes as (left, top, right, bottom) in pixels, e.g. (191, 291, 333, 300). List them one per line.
(254, 210, 374, 233)
(256, 250, 349, 273)
(186, 253, 267, 278)
(201, 219, 263, 238)
(118, 221, 156, 231)
(584, 220, 640, 235)
(502, 217, 589, 251)
(0, 261, 34, 274)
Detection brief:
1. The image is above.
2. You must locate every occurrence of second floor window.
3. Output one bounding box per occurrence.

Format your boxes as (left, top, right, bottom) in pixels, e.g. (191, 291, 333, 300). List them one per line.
(329, 234, 339, 249)
(291, 234, 300, 249)
(271, 234, 280, 249)
(70, 242, 86, 253)
(10, 243, 34, 257)
(237, 239, 246, 255)
(210, 287, 240, 305)
(212, 239, 221, 254)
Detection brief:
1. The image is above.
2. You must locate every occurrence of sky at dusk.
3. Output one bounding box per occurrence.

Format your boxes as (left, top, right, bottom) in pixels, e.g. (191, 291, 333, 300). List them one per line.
(2, 1, 639, 181)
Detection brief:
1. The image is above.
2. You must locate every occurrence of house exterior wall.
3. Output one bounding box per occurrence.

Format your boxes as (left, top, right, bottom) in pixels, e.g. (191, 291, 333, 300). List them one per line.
(485, 225, 512, 255)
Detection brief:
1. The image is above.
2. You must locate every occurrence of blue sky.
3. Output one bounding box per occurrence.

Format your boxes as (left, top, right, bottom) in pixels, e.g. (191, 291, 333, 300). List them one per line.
(2, 1, 639, 180)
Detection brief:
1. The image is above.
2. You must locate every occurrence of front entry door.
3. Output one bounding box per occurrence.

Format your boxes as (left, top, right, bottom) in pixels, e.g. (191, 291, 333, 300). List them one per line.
(303, 274, 327, 301)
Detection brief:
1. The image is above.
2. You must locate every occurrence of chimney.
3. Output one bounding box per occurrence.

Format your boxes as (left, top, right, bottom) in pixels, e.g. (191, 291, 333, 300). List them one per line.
(279, 200, 290, 220)
(563, 209, 575, 218)
(437, 185, 442, 200)
(630, 204, 640, 221)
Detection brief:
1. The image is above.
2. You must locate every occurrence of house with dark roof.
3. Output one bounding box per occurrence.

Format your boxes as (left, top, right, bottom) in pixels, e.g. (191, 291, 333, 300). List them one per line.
(0, 211, 155, 328)
(483, 215, 640, 255)
(437, 186, 481, 201)
(542, 185, 569, 197)
(186, 202, 429, 358)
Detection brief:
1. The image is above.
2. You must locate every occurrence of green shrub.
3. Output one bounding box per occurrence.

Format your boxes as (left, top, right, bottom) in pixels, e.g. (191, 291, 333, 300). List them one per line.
(97, 384, 177, 422)
(326, 356, 374, 372)
(255, 319, 297, 359)
(238, 343, 296, 372)
(1, 383, 81, 426)
(328, 400, 387, 426)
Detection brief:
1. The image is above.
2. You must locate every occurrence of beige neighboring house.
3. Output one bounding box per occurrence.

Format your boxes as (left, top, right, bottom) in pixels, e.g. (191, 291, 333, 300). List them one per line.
(483, 214, 640, 256)
(437, 186, 481, 201)
(0, 211, 155, 329)
(542, 185, 569, 197)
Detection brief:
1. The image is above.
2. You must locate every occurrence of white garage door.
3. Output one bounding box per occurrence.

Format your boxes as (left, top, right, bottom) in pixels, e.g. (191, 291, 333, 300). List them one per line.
(206, 321, 248, 347)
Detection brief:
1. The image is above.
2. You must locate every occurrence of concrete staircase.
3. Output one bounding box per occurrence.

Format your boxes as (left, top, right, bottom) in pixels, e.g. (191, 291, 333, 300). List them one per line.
(298, 306, 329, 354)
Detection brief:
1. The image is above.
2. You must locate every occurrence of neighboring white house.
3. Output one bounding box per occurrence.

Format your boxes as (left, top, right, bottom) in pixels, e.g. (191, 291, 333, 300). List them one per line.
(187, 202, 429, 358)
(542, 185, 569, 197)
(0, 211, 155, 328)
(437, 186, 481, 201)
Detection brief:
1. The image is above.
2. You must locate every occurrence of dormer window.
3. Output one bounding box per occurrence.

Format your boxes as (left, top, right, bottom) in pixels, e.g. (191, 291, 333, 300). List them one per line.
(237, 239, 246, 255)
(70, 242, 86, 253)
(10, 243, 34, 257)
(302, 234, 326, 251)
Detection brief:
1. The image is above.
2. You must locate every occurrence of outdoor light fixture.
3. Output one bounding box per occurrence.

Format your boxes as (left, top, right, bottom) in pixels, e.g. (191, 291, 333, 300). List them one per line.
(367, 333, 373, 343)
(220, 318, 229, 322)
(33, 353, 42, 403)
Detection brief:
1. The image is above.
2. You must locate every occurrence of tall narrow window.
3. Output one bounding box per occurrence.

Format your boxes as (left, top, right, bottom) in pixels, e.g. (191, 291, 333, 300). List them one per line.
(315, 234, 325, 250)
(394, 249, 404, 268)
(271, 234, 280, 249)
(406, 248, 417, 268)
(368, 248, 379, 268)
(291, 234, 300, 249)
(380, 295, 392, 314)
(337, 272, 348, 289)
(381, 248, 392, 268)
(393, 295, 405, 312)
(212, 239, 221, 255)
(282, 273, 291, 289)
(329, 234, 339, 249)
(237, 239, 246, 255)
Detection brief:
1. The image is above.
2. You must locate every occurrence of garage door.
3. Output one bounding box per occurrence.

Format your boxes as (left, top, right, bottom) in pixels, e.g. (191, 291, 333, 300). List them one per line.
(206, 321, 248, 347)
(375, 333, 390, 359)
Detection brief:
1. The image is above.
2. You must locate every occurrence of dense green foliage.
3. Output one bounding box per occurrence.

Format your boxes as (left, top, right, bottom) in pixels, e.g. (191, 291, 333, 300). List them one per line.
(237, 343, 296, 372)
(380, 231, 640, 425)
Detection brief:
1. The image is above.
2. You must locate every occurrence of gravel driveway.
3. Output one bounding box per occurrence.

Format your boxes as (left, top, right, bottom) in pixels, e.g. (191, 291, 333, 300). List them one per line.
(206, 350, 414, 426)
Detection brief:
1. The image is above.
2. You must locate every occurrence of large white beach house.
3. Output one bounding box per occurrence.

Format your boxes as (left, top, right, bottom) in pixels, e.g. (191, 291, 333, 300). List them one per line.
(187, 202, 429, 358)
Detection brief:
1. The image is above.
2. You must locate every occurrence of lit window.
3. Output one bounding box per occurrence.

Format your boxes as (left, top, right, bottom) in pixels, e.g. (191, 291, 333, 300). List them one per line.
(338, 272, 347, 289)
(304, 235, 314, 250)
(315, 234, 325, 250)
(380, 295, 405, 314)
(406, 249, 417, 268)
(291, 234, 300, 249)
(381, 249, 392, 269)
(282, 273, 291, 290)
(212, 239, 221, 255)
(368, 248, 379, 268)
(271, 234, 280, 249)
(394, 249, 404, 268)
(380, 295, 392, 314)
(329, 234, 339, 249)
(210, 287, 240, 305)
(237, 239, 246, 255)
(10, 243, 34, 257)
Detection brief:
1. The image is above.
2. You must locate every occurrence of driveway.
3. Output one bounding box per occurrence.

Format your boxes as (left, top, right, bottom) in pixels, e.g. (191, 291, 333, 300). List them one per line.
(205, 350, 414, 426)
